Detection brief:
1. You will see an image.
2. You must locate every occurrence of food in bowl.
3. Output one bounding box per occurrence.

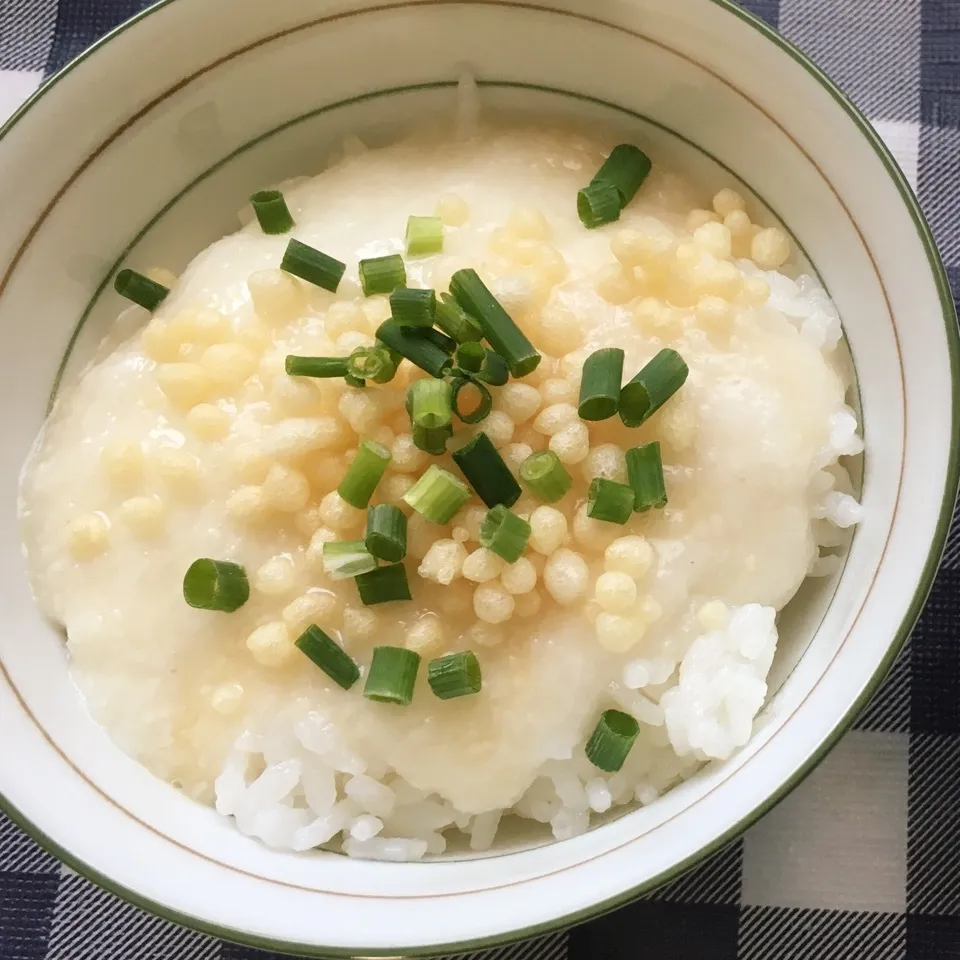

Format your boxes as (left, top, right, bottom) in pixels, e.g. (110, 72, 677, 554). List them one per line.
(19, 114, 863, 861)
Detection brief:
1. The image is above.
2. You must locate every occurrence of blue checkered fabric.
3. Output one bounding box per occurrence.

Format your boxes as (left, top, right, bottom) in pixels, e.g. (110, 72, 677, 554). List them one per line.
(1, 1, 959, 957)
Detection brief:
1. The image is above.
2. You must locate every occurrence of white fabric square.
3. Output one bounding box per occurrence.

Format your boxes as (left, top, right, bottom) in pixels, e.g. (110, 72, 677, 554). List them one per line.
(0, 68, 42, 125)
(870, 120, 921, 191)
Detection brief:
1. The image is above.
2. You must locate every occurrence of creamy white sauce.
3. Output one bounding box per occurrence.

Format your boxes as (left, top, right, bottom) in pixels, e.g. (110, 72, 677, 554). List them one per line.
(20, 125, 859, 826)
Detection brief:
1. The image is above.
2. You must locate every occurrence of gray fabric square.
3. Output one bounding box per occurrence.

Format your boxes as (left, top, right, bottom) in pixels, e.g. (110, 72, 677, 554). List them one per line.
(779, 0, 922, 122)
(0, 812, 60, 873)
(907, 734, 960, 913)
(0, 0, 57, 70)
(739, 908, 906, 960)
(917, 123, 960, 268)
(46, 874, 219, 960)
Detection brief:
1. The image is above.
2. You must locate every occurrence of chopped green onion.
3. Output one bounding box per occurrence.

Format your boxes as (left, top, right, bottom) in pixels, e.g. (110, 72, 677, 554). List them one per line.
(370, 349, 399, 384)
(403, 465, 471, 523)
(295, 625, 359, 689)
(183, 559, 249, 612)
(376, 320, 453, 379)
(452, 432, 521, 508)
(435, 293, 484, 343)
(586, 709, 639, 772)
(359, 254, 406, 296)
(347, 346, 396, 384)
(619, 349, 689, 428)
(250, 190, 294, 234)
(285, 355, 349, 378)
(592, 144, 652, 208)
(365, 504, 408, 562)
(578, 348, 624, 421)
(346, 347, 378, 380)
(377, 341, 403, 368)
(337, 439, 392, 508)
(364, 646, 421, 705)
(451, 376, 492, 424)
(421, 326, 457, 355)
(344, 373, 366, 389)
(475, 349, 510, 387)
(322, 540, 378, 579)
(114, 269, 169, 311)
(412, 422, 452, 455)
(479, 504, 531, 563)
(577, 180, 621, 229)
(410, 378, 453, 430)
(519, 450, 572, 503)
(280, 238, 345, 292)
(428, 651, 482, 700)
(587, 477, 635, 524)
(405, 215, 444, 257)
(390, 287, 436, 327)
(355, 563, 412, 605)
(407, 379, 454, 455)
(626, 442, 667, 512)
(449, 269, 541, 378)
(455, 341, 486, 373)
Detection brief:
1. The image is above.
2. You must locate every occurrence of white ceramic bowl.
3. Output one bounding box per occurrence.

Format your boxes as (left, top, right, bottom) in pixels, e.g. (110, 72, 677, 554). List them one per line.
(1, 0, 957, 955)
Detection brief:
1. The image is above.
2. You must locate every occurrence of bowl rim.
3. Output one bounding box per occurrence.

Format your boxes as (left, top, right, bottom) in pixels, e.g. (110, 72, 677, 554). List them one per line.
(1, 0, 957, 956)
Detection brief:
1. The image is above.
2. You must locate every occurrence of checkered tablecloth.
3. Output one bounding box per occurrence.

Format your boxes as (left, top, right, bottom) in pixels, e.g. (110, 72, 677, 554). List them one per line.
(2, 0, 959, 958)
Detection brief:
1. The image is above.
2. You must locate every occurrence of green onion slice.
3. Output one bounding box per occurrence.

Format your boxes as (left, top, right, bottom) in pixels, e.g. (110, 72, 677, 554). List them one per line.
(519, 450, 573, 503)
(451, 376, 493, 424)
(428, 651, 482, 700)
(405, 215, 444, 257)
(412, 422, 453, 455)
(452, 432, 521, 508)
(363, 646, 421, 705)
(619, 349, 689, 428)
(410, 378, 453, 430)
(183, 559, 249, 612)
(435, 293, 484, 344)
(406, 376, 456, 457)
(403, 464, 471, 523)
(359, 254, 406, 296)
(285, 355, 349, 378)
(479, 504, 531, 563)
(578, 348, 625, 421)
(626, 442, 667, 512)
(322, 540, 378, 579)
(389, 286, 437, 327)
(455, 341, 486, 373)
(115, 269, 169, 311)
(355, 563, 412, 605)
(295, 625, 359, 689)
(369, 348, 399, 384)
(378, 341, 403, 368)
(280, 238, 345, 293)
(365, 503, 408, 562)
(347, 346, 396, 384)
(475, 349, 510, 387)
(344, 373, 366, 389)
(586, 709, 640, 772)
(421, 326, 457, 355)
(592, 144, 652, 208)
(449, 268, 541, 378)
(586, 477, 635, 525)
(337, 439, 392, 508)
(577, 180, 622, 229)
(376, 320, 453, 379)
(250, 190, 294, 234)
